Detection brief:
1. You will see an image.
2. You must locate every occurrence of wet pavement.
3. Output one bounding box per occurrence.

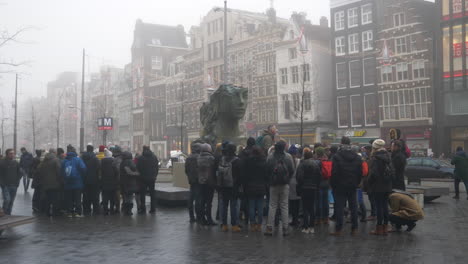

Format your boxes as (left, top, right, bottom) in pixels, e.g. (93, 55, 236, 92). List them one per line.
(2, 188, 468, 264)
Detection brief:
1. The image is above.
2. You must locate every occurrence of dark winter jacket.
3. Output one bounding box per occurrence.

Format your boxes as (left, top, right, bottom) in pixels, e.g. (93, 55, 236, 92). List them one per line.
(101, 156, 119, 191)
(137, 149, 159, 182)
(197, 151, 216, 186)
(31, 156, 42, 189)
(19, 151, 34, 172)
(120, 152, 139, 192)
(112, 153, 123, 185)
(242, 155, 268, 198)
(62, 152, 86, 190)
(218, 155, 242, 196)
(330, 145, 362, 192)
(185, 150, 200, 185)
(266, 152, 294, 186)
(392, 150, 407, 190)
(261, 130, 275, 154)
(368, 150, 393, 193)
(296, 159, 322, 193)
(452, 151, 468, 181)
(81, 151, 101, 186)
(0, 158, 21, 187)
(38, 153, 62, 191)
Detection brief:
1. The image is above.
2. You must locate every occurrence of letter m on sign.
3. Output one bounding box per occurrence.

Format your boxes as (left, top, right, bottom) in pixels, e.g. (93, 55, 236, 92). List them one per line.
(104, 118, 112, 127)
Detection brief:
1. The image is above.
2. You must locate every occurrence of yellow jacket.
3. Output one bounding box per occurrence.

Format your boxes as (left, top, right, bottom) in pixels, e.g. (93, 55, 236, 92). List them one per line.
(96, 152, 105, 161)
(389, 192, 424, 221)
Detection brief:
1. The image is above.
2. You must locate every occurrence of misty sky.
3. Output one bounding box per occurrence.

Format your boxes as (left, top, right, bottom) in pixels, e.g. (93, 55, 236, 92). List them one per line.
(0, 0, 330, 109)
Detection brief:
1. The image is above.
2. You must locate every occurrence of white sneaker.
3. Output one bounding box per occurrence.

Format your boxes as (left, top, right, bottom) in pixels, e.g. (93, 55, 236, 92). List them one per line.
(301, 228, 308, 233)
(308, 228, 315, 234)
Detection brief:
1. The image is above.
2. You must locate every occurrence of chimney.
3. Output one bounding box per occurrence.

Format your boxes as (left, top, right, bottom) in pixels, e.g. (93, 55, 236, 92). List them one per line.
(320, 16, 328, 27)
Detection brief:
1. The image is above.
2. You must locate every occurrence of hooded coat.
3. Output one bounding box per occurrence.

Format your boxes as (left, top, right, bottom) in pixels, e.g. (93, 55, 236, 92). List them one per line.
(0, 158, 21, 187)
(101, 155, 119, 191)
(137, 149, 159, 182)
(392, 150, 407, 190)
(38, 153, 62, 191)
(389, 192, 424, 220)
(185, 144, 201, 185)
(368, 149, 393, 193)
(81, 151, 101, 186)
(451, 151, 468, 181)
(197, 145, 216, 186)
(242, 154, 268, 198)
(120, 152, 139, 192)
(330, 145, 363, 192)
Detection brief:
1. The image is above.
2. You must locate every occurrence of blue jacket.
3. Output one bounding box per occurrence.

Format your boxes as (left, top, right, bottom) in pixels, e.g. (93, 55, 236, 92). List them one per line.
(62, 152, 86, 190)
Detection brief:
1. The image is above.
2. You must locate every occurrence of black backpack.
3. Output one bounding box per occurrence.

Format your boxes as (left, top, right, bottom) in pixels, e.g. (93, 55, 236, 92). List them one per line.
(216, 157, 238, 188)
(271, 157, 290, 185)
(383, 160, 396, 184)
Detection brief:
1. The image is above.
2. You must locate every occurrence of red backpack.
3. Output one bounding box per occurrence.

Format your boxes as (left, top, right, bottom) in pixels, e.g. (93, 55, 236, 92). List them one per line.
(321, 160, 332, 180)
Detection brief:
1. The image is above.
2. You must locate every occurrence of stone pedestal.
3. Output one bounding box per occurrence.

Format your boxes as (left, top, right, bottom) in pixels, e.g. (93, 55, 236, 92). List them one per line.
(172, 162, 189, 189)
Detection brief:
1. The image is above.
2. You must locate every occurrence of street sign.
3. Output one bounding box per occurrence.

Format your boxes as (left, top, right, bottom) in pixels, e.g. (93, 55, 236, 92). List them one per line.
(98, 117, 113, 130)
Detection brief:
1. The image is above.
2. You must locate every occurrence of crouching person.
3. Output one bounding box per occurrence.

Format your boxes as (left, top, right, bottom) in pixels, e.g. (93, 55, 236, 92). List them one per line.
(388, 191, 424, 232)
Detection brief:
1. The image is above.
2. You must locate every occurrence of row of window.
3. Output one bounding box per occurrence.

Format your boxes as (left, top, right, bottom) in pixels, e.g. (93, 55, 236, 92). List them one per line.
(379, 87, 432, 121)
(257, 78, 277, 98)
(380, 60, 426, 83)
(207, 18, 223, 35)
(279, 64, 310, 85)
(257, 103, 277, 123)
(335, 31, 373, 55)
(207, 40, 224, 61)
(336, 58, 375, 89)
(337, 93, 378, 128)
(334, 4, 373, 31)
(282, 92, 312, 120)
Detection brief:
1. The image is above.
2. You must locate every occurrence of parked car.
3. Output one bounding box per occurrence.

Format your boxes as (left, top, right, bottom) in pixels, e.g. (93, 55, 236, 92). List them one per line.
(405, 157, 455, 183)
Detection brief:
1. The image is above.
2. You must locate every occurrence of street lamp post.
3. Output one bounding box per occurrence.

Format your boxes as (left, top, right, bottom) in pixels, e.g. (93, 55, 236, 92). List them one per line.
(223, 0, 228, 84)
(80, 49, 85, 153)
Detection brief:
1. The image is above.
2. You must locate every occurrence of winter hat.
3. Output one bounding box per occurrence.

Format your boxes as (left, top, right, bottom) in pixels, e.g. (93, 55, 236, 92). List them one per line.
(99, 145, 105, 152)
(372, 139, 386, 150)
(246, 137, 256, 147)
(315, 147, 325, 158)
(104, 148, 113, 158)
(288, 144, 298, 156)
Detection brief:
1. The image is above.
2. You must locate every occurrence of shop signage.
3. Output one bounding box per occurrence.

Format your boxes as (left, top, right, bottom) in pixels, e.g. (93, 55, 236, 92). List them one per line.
(345, 130, 367, 137)
(98, 117, 113, 130)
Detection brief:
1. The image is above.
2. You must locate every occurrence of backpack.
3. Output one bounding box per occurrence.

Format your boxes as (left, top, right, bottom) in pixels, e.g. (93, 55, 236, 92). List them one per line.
(321, 160, 332, 180)
(271, 157, 290, 185)
(362, 161, 369, 177)
(383, 160, 396, 183)
(216, 157, 237, 188)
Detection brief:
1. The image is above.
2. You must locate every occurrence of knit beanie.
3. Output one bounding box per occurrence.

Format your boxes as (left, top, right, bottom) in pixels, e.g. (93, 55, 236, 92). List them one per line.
(99, 145, 105, 152)
(372, 139, 386, 149)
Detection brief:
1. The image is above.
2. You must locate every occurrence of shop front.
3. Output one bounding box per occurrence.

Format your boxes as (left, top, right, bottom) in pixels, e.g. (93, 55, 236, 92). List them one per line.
(450, 127, 468, 152)
(333, 128, 381, 146)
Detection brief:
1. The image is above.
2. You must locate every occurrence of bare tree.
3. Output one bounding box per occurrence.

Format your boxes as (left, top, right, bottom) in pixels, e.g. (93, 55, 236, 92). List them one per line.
(0, 27, 33, 72)
(54, 89, 66, 148)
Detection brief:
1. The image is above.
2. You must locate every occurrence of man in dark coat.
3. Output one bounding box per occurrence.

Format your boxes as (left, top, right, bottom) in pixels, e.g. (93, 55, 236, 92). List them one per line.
(197, 143, 217, 225)
(120, 151, 139, 215)
(39, 149, 62, 216)
(185, 143, 201, 223)
(330, 137, 363, 236)
(19, 147, 34, 192)
(81, 145, 101, 215)
(391, 140, 407, 191)
(137, 146, 159, 214)
(101, 150, 119, 214)
(31, 149, 43, 213)
(0, 149, 21, 215)
(452, 147, 468, 200)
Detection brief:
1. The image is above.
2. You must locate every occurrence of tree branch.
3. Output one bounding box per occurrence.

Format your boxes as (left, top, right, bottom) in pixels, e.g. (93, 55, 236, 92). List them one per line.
(0, 27, 34, 47)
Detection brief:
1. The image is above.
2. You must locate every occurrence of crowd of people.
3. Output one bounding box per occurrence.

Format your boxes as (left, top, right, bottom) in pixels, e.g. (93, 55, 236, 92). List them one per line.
(3, 124, 468, 237)
(0, 144, 159, 218)
(184, 125, 426, 236)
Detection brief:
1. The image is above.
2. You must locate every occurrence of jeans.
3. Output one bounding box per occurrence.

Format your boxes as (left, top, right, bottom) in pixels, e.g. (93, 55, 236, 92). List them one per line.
(374, 192, 390, 225)
(454, 178, 468, 197)
(44, 189, 60, 216)
(248, 197, 264, 225)
(139, 180, 156, 212)
(1, 185, 18, 215)
(334, 189, 358, 231)
(189, 183, 201, 220)
(389, 214, 416, 228)
(267, 185, 289, 230)
(102, 189, 118, 213)
(302, 190, 317, 229)
(21, 169, 31, 191)
(82, 185, 100, 214)
(123, 191, 140, 214)
(65, 189, 82, 215)
(315, 188, 329, 220)
(368, 192, 376, 217)
(199, 184, 215, 223)
(220, 188, 238, 226)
